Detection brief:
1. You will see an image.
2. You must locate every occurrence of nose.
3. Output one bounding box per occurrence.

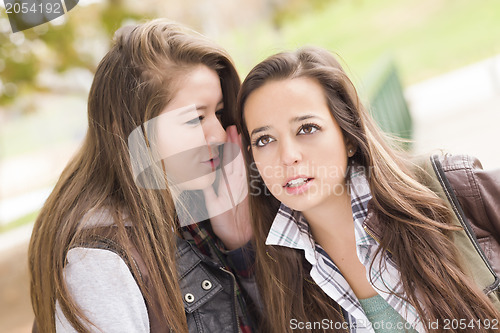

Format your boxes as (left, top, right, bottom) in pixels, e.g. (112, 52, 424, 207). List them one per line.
(203, 115, 227, 145)
(280, 138, 301, 166)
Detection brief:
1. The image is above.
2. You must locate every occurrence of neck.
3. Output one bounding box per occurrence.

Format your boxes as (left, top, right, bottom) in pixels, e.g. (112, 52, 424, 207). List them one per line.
(302, 185, 354, 244)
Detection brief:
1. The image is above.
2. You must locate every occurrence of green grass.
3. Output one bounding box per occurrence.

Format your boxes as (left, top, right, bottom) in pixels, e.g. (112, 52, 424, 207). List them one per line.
(219, 0, 500, 86)
(0, 210, 39, 234)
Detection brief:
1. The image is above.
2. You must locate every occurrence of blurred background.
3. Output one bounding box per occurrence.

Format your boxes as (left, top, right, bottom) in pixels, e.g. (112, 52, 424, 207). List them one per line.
(1, 0, 499, 331)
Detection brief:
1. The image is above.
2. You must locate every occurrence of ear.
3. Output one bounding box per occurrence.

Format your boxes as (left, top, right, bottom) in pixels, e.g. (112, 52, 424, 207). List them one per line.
(346, 142, 357, 157)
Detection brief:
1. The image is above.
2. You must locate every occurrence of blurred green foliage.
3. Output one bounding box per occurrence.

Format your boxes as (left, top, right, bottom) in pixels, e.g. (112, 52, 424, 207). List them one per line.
(0, 0, 150, 110)
(1, 0, 500, 111)
(100, 0, 146, 36)
(271, 0, 335, 28)
(0, 27, 37, 104)
(0, 14, 79, 105)
(221, 0, 500, 87)
(38, 21, 83, 72)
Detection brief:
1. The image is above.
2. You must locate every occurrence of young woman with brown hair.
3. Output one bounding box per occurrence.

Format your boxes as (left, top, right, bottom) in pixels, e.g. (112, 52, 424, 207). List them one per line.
(29, 19, 257, 333)
(235, 46, 500, 332)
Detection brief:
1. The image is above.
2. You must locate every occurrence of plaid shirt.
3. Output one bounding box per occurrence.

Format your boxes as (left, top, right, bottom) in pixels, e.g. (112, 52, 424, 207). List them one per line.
(183, 221, 254, 333)
(266, 166, 425, 333)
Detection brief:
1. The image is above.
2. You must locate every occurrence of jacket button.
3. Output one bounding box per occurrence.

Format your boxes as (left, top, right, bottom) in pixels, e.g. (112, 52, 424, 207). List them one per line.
(184, 293, 195, 303)
(201, 279, 212, 290)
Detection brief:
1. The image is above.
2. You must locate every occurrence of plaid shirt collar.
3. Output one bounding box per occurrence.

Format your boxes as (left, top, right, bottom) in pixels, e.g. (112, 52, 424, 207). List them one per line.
(266, 165, 425, 333)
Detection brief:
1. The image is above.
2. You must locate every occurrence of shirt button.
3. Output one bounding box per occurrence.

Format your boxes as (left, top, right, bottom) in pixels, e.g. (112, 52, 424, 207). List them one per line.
(201, 279, 212, 290)
(184, 293, 195, 303)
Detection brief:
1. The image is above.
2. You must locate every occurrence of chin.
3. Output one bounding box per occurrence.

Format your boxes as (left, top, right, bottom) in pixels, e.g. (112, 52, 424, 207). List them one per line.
(278, 196, 310, 212)
(177, 172, 217, 191)
(281, 193, 328, 213)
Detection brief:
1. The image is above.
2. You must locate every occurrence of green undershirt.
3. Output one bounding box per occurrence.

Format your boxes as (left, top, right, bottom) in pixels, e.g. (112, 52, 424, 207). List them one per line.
(358, 294, 418, 332)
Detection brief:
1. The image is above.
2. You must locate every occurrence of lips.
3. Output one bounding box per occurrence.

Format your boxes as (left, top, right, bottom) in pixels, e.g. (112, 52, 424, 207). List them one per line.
(283, 176, 314, 195)
(284, 176, 313, 188)
(201, 156, 220, 169)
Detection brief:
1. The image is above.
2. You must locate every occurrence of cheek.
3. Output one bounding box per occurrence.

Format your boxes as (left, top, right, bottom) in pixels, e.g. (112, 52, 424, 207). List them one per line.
(183, 128, 209, 151)
(255, 160, 283, 193)
(158, 127, 208, 158)
(315, 154, 348, 182)
(156, 132, 176, 159)
(259, 173, 282, 198)
(318, 132, 348, 166)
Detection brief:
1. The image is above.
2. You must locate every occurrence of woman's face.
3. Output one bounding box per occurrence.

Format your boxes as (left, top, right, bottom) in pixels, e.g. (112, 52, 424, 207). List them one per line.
(154, 65, 227, 191)
(244, 77, 351, 213)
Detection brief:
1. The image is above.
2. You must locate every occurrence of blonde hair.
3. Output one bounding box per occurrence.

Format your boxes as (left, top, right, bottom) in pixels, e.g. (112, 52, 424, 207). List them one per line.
(29, 19, 240, 332)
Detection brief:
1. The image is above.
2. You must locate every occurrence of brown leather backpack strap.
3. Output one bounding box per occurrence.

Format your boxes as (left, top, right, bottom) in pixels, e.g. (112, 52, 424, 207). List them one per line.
(123, 231, 169, 333)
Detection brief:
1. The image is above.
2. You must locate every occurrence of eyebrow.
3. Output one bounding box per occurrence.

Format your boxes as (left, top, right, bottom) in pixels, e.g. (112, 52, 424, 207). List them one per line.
(195, 99, 224, 111)
(250, 114, 321, 137)
(291, 114, 320, 123)
(250, 126, 271, 137)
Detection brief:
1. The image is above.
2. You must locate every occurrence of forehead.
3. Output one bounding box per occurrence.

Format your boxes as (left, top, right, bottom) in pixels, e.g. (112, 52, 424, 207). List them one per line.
(244, 77, 329, 127)
(162, 65, 223, 113)
(175, 65, 222, 97)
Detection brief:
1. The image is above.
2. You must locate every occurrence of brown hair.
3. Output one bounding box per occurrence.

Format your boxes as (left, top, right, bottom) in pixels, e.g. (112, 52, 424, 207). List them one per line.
(29, 19, 240, 333)
(236, 47, 499, 332)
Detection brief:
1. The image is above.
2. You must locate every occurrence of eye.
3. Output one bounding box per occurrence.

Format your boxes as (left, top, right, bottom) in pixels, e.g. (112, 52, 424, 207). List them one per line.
(185, 115, 204, 125)
(298, 123, 320, 135)
(215, 109, 224, 120)
(215, 109, 224, 123)
(253, 135, 275, 147)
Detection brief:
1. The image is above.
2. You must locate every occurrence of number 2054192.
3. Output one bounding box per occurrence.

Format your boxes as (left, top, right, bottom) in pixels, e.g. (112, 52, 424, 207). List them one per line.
(441, 318, 498, 330)
(5, 2, 63, 14)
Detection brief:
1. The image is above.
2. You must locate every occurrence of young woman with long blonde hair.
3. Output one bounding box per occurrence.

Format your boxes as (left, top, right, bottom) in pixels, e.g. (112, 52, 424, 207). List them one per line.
(29, 19, 257, 333)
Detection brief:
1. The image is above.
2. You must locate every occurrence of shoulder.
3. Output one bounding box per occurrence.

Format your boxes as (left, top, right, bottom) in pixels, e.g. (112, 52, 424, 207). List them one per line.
(431, 154, 500, 234)
(63, 247, 147, 306)
(410, 154, 480, 194)
(64, 247, 137, 278)
(57, 247, 149, 332)
(411, 153, 498, 208)
(436, 154, 483, 173)
(79, 206, 133, 228)
(434, 154, 481, 192)
(434, 154, 498, 197)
